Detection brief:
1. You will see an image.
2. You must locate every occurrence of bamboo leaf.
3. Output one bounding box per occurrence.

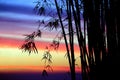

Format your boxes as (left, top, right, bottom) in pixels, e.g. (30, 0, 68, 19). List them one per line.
(42, 70, 48, 77)
(20, 41, 38, 54)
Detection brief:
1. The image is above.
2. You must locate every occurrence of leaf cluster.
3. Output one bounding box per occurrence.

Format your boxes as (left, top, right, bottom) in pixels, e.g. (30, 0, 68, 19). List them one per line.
(42, 50, 52, 63)
(20, 30, 42, 54)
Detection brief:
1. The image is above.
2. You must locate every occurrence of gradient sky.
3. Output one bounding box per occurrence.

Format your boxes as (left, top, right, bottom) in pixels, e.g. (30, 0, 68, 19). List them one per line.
(0, 0, 81, 73)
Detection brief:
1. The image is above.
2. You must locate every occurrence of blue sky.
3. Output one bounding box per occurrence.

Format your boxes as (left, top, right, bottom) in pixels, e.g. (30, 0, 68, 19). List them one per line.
(0, 0, 42, 36)
(0, 0, 58, 34)
(0, 0, 67, 41)
(0, 0, 35, 7)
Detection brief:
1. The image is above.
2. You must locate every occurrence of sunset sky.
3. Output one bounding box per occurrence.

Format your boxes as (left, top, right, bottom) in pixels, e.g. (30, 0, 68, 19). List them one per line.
(0, 0, 81, 73)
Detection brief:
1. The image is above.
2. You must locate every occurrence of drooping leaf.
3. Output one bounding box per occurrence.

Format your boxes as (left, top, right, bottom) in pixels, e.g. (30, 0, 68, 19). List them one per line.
(42, 50, 52, 63)
(50, 40, 59, 50)
(36, 30, 42, 37)
(37, 20, 45, 27)
(45, 65, 53, 72)
(53, 19, 59, 30)
(42, 70, 48, 77)
(48, 58, 52, 63)
(20, 41, 38, 54)
(38, 6, 45, 15)
(46, 21, 53, 30)
(42, 54, 48, 63)
(45, 18, 60, 31)
(24, 32, 35, 42)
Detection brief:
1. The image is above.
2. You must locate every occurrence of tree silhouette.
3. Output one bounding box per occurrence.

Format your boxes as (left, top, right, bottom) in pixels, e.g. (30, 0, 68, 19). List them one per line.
(20, 0, 119, 80)
(83, 0, 119, 80)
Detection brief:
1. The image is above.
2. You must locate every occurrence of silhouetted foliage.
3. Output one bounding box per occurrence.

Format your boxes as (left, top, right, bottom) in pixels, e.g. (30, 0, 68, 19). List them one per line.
(42, 50, 52, 64)
(20, 0, 120, 80)
(36, 30, 42, 37)
(39, 7, 45, 15)
(45, 65, 53, 72)
(20, 30, 42, 54)
(46, 20, 58, 30)
(50, 40, 59, 50)
(42, 69, 48, 77)
(20, 41, 38, 54)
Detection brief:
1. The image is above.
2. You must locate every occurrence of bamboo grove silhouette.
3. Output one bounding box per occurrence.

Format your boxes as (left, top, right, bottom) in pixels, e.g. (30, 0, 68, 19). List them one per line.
(20, 0, 119, 80)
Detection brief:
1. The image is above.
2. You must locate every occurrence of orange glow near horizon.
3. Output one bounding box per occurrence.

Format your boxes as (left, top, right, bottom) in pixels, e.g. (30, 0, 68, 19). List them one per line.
(0, 66, 81, 73)
(0, 36, 81, 73)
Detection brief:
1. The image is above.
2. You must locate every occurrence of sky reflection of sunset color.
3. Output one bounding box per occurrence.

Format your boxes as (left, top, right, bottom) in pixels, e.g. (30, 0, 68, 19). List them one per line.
(0, 36, 81, 72)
